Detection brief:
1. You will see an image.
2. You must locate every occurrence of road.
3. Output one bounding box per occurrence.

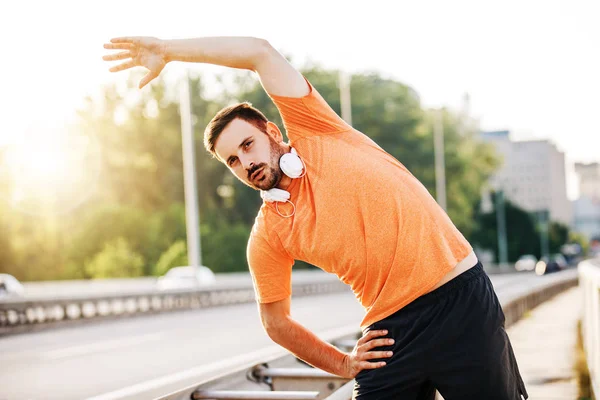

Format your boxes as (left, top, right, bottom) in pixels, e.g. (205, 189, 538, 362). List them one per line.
(0, 271, 570, 400)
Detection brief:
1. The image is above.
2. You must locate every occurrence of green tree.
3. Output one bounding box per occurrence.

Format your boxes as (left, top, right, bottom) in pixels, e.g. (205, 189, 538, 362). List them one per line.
(154, 240, 188, 276)
(421, 109, 500, 239)
(85, 237, 144, 278)
(473, 193, 541, 262)
(0, 218, 17, 277)
(76, 73, 186, 211)
(200, 216, 251, 273)
(1, 64, 503, 280)
(568, 231, 589, 255)
(548, 221, 570, 254)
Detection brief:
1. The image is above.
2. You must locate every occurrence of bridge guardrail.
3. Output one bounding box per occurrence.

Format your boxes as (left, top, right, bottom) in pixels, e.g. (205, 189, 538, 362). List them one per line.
(155, 267, 580, 400)
(579, 258, 600, 399)
(0, 275, 347, 336)
(0, 264, 524, 336)
(18, 263, 526, 298)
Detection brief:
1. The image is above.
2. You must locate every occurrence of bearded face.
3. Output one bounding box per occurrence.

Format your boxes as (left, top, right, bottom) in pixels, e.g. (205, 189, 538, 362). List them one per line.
(245, 136, 286, 190)
(214, 118, 288, 191)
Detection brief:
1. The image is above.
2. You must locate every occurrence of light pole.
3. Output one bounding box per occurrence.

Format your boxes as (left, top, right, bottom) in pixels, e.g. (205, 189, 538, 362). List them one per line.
(338, 70, 352, 126)
(495, 190, 509, 264)
(538, 210, 550, 259)
(179, 72, 202, 267)
(433, 109, 447, 211)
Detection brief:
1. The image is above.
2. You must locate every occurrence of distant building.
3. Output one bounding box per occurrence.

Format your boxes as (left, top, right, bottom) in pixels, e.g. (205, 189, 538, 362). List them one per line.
(574, 162, 600, 202)
(573, 162, 600, 241)
(480, 130, 572, 225)
(572, 196, 600, 241)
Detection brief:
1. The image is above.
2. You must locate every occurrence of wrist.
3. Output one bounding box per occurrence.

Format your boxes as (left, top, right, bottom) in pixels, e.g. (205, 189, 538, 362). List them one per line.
(339, 353, 350, 378)
(161, 39, 174, 64)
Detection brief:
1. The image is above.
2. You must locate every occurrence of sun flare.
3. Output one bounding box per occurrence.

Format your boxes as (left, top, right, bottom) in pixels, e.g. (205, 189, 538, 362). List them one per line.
(7, 143, 70, 187)
(0, 130, 102, 215)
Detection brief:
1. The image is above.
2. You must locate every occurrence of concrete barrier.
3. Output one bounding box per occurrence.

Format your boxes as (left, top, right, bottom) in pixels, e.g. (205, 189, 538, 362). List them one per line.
(579, 258, 600, 399)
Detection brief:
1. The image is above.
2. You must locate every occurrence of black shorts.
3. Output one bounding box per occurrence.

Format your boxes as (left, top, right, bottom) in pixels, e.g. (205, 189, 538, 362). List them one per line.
(354, 262, 528, 400)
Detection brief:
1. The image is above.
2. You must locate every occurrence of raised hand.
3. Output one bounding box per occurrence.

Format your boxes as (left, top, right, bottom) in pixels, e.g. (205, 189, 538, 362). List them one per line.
(102, 37, 168, 89)
(340, 329, 394, 378)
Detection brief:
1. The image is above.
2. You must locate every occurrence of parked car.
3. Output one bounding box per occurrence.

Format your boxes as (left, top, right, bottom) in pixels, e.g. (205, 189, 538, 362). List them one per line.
(535, 254, 568, 276)
(156, 266, 216, 291)
(0, 274, 25, 299)
(515, 255, 537, 271)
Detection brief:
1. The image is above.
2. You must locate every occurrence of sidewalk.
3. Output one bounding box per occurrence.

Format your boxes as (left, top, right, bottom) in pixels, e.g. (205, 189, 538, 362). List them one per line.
(507, 285, 582, 399)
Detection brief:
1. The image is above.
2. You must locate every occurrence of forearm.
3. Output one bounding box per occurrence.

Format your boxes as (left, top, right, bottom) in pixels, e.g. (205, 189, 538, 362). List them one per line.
(163, 36, 270, 71)
(267, 318, 348, 376)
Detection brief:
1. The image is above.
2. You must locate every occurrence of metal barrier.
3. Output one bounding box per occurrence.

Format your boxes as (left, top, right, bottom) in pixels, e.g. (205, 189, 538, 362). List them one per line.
(0, 277, 347, 336)
(0, 264, 530, 337)
(155, 268, 580, 400)
(155, 325, 360, 400)
(579, 258, 600, 398)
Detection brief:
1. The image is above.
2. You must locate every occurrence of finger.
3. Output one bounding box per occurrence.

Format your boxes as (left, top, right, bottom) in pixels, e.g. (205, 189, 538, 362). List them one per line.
(110, 37, 140, 44)
(139, 70, 159, 89)
(358, 330, 388, 344)
(363, 338, 394, 351)
(104, 43, 133, 50)
(102, 51, 131, 61)
(359, 360, 386, 370)
(359, 350, 394, 360)
(109, 60, 136, 73)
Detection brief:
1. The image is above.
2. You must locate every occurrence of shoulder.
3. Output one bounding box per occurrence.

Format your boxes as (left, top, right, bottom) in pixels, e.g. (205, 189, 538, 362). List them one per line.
(248, 205, 280, 249)
(247, 206, 293, 266)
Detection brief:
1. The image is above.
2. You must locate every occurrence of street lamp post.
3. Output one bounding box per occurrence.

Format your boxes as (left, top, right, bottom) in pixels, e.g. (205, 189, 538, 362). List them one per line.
(495, 190, 509, 265)
(339, 70, 352, 126)
(538, 210, 550, 259)
(179, 72, 202, 267)
(434, 109, 447, 211)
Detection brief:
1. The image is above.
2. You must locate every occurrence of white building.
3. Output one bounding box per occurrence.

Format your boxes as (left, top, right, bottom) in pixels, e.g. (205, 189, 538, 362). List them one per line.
(572, 196, 600, 240)
(573, 162, 600, 240)
(575, 162, 600, 201)
(480, 130, 572, 225)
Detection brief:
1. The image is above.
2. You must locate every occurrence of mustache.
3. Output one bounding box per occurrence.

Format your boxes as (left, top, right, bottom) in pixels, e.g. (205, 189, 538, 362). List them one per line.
(247, 163, 267, 180)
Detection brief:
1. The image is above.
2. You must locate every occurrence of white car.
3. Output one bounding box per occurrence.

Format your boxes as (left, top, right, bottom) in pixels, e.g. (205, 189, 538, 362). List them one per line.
(515, 255, 537, 271)
(156, 266, 216, 291)
(0, 273, 25, 299)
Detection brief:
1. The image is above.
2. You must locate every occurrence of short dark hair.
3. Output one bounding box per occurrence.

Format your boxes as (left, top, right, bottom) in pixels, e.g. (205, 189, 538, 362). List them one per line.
(204, 102, 268, 158)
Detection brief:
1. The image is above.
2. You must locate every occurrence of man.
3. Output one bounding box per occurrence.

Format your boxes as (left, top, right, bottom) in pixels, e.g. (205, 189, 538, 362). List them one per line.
(103, 36, 527, 399)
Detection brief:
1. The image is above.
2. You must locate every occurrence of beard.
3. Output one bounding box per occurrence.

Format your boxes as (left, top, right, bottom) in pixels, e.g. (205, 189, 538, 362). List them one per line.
(246, 138, 286, 191)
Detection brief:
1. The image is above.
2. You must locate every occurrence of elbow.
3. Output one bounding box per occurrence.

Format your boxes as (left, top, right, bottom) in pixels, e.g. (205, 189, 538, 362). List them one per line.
(254, 38, 273, 55)
(264, 324, 280, 341)
(250, 38, 276, 71)
(262, 316, 291, 342)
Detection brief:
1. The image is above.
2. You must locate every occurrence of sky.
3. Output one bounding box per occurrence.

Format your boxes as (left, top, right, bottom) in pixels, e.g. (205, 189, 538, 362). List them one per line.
(1, 0, 598, 200)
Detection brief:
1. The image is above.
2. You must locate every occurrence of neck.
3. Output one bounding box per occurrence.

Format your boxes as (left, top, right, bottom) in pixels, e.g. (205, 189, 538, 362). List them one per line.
(277, 174, 293, 191)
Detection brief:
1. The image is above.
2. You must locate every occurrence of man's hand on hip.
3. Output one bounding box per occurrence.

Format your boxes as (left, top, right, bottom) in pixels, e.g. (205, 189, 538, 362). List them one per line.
(341, 329, 394, 379)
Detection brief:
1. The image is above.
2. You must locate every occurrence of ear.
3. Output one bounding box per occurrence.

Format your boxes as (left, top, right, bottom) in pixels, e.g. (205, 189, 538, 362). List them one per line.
(266, 121, 284, 142)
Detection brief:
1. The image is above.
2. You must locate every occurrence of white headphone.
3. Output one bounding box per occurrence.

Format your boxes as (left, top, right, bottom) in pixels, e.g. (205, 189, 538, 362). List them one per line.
(260, 147, 305, 217)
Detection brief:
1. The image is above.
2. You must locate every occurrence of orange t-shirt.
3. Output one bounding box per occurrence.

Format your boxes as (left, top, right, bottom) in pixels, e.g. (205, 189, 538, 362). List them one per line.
(247, 79, 473, 329)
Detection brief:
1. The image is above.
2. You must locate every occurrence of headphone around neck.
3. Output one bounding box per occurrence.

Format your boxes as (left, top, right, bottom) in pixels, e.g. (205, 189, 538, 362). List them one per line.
(260, 147, 305, 217)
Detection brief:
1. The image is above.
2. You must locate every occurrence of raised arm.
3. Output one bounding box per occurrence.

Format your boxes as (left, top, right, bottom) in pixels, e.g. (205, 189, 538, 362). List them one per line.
(103, 36, 308, 97)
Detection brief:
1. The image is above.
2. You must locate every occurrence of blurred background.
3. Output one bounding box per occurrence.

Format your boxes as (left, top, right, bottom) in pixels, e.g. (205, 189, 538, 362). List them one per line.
(1, 1, 600, 399)
(0, 0, 599, 285)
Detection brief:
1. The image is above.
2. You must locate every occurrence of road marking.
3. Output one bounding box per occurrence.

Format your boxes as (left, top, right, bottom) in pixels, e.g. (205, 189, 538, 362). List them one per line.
(44, 333, 163, 360)
(86, 324, 359, 400)
(85, 345, 285, 400)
